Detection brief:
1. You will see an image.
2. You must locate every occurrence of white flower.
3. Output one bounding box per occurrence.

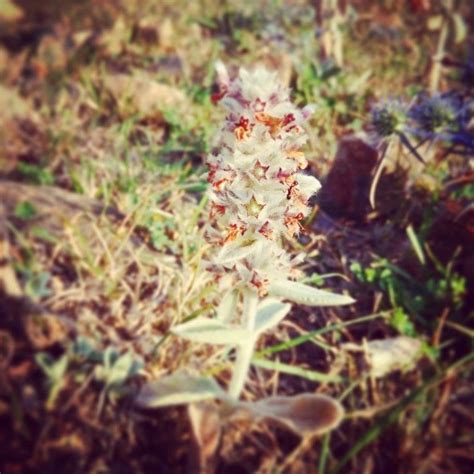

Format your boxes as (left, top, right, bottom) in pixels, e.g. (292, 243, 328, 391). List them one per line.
(206, 63, 321, 295)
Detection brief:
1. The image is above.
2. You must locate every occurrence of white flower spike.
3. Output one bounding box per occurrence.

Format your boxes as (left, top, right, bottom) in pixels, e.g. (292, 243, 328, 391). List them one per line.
(138, 63, 354, 434)
(207, 63, 321, 296)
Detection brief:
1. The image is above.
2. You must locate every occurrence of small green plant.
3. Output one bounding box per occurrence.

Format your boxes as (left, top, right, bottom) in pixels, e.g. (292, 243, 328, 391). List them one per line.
(350, 251, 466, 335)
(14, 201, 37, 220)
(17, 162, 54, 185)
(36, 352, 69, 409)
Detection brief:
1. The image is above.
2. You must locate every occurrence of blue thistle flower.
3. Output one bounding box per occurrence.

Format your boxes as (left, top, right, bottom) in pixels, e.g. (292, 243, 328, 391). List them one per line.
(370, 99, 408, 139)
(408, 93, 461, 139)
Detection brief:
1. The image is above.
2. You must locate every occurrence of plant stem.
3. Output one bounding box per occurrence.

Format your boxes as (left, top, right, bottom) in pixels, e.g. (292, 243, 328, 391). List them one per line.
(429, 18, 448, 94)
(228, 289, 259, 399)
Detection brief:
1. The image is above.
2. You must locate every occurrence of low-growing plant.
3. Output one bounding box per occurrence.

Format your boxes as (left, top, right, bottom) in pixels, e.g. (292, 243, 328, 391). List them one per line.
(137, 63, 355, 454)
(350, 251, 467, 337)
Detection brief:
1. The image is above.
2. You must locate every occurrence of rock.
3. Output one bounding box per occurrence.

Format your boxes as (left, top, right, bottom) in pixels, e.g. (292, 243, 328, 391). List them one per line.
(0, 180, 123, 239)
(103, 71, 189, 122)
(317, 136, 379, 220)
(0, 85, 44, 175)
(341, 336, 421, 378)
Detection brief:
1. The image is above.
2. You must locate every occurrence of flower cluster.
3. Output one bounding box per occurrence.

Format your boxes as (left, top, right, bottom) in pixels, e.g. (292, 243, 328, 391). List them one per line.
(205, 63, 321, 295)
(407, 94, 467, 147)
(369, 93, 473, 152)
(370, 99, 408, 139)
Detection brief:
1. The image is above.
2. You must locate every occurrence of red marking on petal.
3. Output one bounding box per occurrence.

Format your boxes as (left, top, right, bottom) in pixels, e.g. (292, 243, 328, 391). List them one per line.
(282, 113, 295, 126)
(276, 168, 291, 183)
(223, 224, 238, 244)
(207, 164, 218, 183)
(251, 273, 269, 297)
(234, 116, 253, 140)
(210, 204, 226, 218)
(286, 181, 298, 200)
(284, 213, 304, 235)
(258, 221, 274, 239)
(213, 179, 227, 191)
(255, 112, 283, 136)
(211, 86, 228, 104)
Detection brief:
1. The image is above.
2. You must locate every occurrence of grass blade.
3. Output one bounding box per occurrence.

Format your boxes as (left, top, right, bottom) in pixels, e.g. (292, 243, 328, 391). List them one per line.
(252, 357, 343, 383)
(331, 353, 474, 473)
(256, 313, 387, 358)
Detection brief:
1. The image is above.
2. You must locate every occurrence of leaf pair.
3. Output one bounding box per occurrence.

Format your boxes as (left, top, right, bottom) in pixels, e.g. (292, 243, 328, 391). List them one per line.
(94, 348, 143, 389)
(137, 371, 345, 471)
(136, 372, 344, 435)
(172, 281, 354, 347)
(172, 298, 291, 346)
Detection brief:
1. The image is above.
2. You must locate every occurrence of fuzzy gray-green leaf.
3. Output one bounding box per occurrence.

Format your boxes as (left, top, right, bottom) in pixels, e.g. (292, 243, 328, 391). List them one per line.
(254, 298, 291, 334)
(172, 317, 250, 345)
(136, 372, 226, 408)
(268, 280, 355, 306)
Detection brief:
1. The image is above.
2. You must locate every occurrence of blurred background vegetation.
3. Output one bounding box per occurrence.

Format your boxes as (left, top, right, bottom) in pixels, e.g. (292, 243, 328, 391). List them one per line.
(0, 0, 473, 473)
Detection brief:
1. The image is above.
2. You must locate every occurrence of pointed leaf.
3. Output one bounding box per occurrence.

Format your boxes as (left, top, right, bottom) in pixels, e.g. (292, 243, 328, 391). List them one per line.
(396, 131, 425, 164)
(254, 298, 291, 334)
(216, 290, 239, 323)
(106, 351, 136, 387)
(268, 280, 355, 306)
(136, 372, 225, 408)
(172, 317, 250, 345)
(452, 13, 467, 44)
(35, 352, 68, 383)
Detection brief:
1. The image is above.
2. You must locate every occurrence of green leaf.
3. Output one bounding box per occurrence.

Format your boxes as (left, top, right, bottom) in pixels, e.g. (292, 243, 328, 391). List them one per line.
(172, 317, 251, 345)
(406, 224, 425, 265)
(106, 351, 136, 387)
(25, 271, 51, 298)
(451, 13, 467, 44)
(14, 201, 37, 220)
(35, 353, 68, 384)
(136, 372, 225, 408)
(268, 280, 355, 307)
(254, 298, 291, 334)
(94, 348, 142, 388)
(390, 308, 416, 337)
(17, 162, 54, 185)
(252, 357, 343, 383)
